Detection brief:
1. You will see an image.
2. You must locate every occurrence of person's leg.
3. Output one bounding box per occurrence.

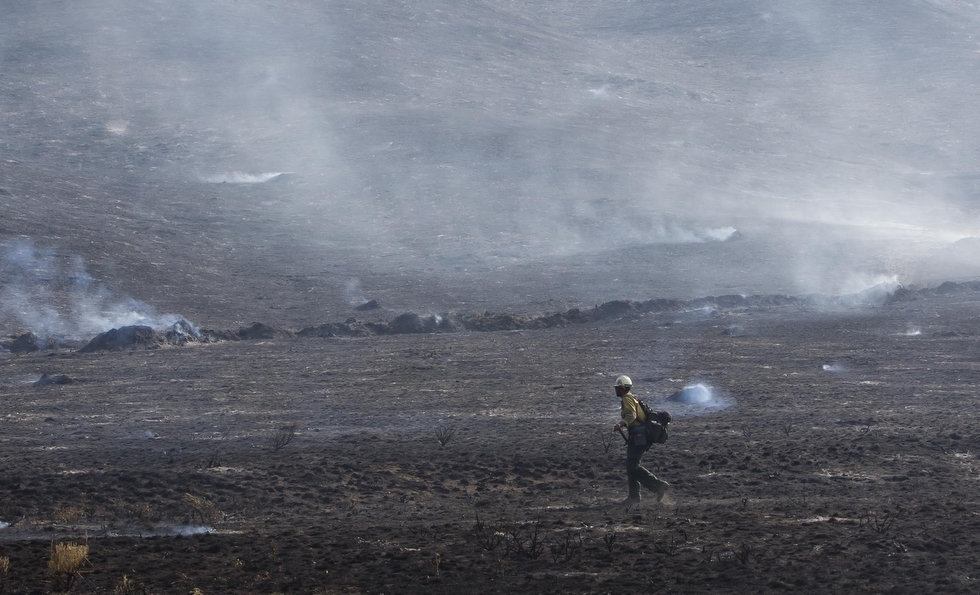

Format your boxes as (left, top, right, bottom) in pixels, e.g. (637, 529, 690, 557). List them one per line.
(626, 446, 642, 500)
(633, 449, 670, 499)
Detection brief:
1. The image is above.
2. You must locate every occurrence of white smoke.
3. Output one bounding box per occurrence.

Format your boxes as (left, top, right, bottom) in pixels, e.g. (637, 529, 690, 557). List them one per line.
(644, 223, 739, 245)
(343, 278, 369, 306)
(199, 171, 288, 184)
(0, 240, 193, 339)
(838, 273, 900, 296)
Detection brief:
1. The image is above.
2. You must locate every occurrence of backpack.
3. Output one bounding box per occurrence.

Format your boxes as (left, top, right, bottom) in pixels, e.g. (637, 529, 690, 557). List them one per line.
(638, 399, 671, 444)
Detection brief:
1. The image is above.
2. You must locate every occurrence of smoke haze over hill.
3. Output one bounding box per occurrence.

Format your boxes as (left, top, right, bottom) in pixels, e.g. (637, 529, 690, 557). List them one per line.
(2, 0, 979, 325)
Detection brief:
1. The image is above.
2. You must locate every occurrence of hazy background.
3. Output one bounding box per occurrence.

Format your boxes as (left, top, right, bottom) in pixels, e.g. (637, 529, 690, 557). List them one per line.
(2, 0, 979, 331)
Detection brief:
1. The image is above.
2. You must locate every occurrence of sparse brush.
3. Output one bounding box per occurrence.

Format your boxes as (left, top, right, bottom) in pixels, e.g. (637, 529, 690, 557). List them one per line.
(599, 430, 614, 455)
(504, 522, 543, 560)
(205, 447, 224, 468)
(49, 542, 89, 591)
(860, 509, 898, 535)
(268, 423, 298, 451)
(471, 514, 503, 552)
(113, 574, 148, 595)
(128, 502, 155, 526)
(656, 532, 684, 557)
(53, 505, 84, 525)
(0, 555, 10, 574)
(548, 532, 583, 564)
(602, 532, 617, 554)
(182, 493, 221, 525)
(435, 425, 456, 447)
(735, 542, 753, 566)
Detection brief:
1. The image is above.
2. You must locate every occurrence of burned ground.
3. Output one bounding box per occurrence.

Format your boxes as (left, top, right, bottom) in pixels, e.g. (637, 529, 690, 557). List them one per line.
(0, 293, 977, 593)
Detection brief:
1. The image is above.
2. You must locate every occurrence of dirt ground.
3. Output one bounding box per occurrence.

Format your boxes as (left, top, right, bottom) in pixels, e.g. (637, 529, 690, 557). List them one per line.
(0, 292, 977, 593)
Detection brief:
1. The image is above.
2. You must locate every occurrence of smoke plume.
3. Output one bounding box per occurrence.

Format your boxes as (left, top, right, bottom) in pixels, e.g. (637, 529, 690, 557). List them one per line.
(0, 240, 192, 339)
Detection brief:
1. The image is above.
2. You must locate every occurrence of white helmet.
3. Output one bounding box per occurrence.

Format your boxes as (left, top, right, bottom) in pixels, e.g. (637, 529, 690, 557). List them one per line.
(614, 375, 632, 388)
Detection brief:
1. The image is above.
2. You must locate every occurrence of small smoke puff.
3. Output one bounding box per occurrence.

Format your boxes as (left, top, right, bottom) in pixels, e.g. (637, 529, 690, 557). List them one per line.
(646, 223, 739, 245)
(903, 326, 922, 336)
(105, 120, 129, 135)
(669, 383, 714, 404)
(702, 226, 739, 242)
(0, 240, 195, 339)
(840, 273, 901, 296)
(344, 278, 368, 306)
(200, 172, 287, 184)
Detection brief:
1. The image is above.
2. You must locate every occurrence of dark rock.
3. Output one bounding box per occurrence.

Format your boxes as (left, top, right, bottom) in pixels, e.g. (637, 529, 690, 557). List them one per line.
(34, 373, 74, 386)
(885, 286, 916, 304)
(9, 332, 40, 353)
(458, 312, 529, 332)
(354, 299, 381, 311)
(297, 320, 373, 338)
(593, 300, 635, 320)
(527, 308, 588, 329)
(386, 312, 426, 334)
(199, 328, 239, 341)
(637, 298, 685, 313)
(385, 312, 450, 334)
(236, 322, 289, 340)
(79, 326, 159, 353)
(686, 297, 716, 310)
(714, 294, 748, 308)
(746, 294, 799, 308)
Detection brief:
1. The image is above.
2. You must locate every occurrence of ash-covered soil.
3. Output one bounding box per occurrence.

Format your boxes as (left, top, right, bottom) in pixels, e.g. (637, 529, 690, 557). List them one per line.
(0, 292, 977, 593)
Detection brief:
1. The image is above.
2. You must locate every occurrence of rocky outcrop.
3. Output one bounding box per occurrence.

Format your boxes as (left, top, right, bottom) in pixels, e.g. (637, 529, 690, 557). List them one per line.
(22, 280, 980, 354)
(354, 299, 381, 311)
(79, 325, 159, 353)
(34, 373, 74, 386)
(8, 332, 40, 353)
(236, 322, 291, 340)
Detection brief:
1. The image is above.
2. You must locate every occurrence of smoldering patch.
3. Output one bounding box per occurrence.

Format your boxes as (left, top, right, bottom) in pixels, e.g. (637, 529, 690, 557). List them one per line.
(199, 171, 289, 184)
(668, 383, 714, 404)
(0, 239, 199, 342)
(661, 382, 734, 414)
(105, 120, 129, 136)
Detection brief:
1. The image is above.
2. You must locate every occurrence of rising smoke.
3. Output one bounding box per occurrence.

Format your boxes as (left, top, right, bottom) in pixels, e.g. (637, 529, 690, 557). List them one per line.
(1, 1, 978, 310)
(200, 172, 289, 184)
(0, 240, 191, 339)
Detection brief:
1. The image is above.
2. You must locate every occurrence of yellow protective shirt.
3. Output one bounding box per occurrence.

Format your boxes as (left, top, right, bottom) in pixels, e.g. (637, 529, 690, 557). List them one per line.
(620, 392, 647, 428)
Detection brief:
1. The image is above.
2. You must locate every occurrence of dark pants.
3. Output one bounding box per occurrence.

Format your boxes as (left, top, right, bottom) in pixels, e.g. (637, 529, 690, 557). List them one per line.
(627, 427, 668, 499)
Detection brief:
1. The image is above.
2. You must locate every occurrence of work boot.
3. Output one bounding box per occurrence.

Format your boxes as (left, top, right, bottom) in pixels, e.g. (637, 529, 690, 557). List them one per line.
(621, 496, 641, 509)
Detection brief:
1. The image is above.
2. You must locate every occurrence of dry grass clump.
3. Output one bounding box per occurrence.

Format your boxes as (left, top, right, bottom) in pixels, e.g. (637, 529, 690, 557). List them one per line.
(49, 542, 90, 590)
(113, 573, 149, 594)
(183, 493, 221, 525)
(0, 555, 10, 574)
(435, 425, 457, 447)
(53, 505, 85, 525)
